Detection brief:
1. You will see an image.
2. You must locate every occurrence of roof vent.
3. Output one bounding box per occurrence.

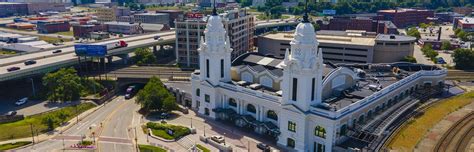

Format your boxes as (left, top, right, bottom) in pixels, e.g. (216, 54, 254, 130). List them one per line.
(389, 35, 396, 39)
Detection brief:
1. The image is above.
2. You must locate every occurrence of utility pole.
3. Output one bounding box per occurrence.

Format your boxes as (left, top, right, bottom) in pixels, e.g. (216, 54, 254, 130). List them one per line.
(30, 123, 35, 144)
(134, 127, 138, 152)
(247, 140, 250, 152)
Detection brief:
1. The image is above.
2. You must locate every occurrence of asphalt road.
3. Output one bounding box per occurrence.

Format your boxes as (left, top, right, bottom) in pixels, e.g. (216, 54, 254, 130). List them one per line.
(15, 96, 139, 152)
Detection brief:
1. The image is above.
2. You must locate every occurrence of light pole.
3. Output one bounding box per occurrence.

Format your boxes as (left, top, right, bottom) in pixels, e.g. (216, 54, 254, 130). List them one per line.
(223, 133, 226, 146)
(190, 117, 193, 128)
(203, 125, 206, 137)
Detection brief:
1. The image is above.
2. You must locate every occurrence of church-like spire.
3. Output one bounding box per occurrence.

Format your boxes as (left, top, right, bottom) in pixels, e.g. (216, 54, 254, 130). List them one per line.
(212, 0, 217, 16)
(302, 0, 309, 23)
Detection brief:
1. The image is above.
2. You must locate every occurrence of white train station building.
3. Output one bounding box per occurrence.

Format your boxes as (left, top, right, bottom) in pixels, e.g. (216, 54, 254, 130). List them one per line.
(190, 10, 447, 151)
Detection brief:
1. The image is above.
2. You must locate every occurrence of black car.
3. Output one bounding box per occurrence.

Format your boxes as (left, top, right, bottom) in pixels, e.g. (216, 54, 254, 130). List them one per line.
(24, 60, 37, 65)
(6, 111, 17, 116)
(52, 50, 62, 54)
(7, 67, 20, 72)
(257, 143, 270, 152)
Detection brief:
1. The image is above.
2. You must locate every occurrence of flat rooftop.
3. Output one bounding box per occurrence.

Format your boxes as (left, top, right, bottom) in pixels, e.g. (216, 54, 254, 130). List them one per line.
(261, 31, 375, 46)
(321, 63, 441, 110)
(458, 17, 474, 24)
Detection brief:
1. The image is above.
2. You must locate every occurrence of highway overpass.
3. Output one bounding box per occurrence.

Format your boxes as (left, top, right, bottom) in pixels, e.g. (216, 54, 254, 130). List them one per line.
(0, 20, 298, 82)
(0, 32, 176, 82)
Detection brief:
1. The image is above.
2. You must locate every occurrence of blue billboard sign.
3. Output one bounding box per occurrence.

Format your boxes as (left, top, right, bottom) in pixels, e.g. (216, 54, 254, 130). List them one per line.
(323, 9, 336, 15)
(74, 44, 107, 57)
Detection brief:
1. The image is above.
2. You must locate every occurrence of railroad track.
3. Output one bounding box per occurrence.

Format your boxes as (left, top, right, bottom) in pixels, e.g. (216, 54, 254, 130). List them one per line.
(434, 112, 474, 152)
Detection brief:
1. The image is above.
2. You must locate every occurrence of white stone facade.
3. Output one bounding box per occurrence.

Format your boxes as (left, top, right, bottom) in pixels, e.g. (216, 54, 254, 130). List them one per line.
(191, 12, 447, 152)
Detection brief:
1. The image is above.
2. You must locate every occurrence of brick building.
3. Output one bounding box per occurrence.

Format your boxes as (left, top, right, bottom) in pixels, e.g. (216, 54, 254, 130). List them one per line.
(377, 9, 434, 28)
(156, 10, 184, 27)
(318, 17, 398, 34)
(0, 2, 28, 17)
(453, 7, 473, 16)
(36, 20, 70, 34)
(72, 24, 106, 38)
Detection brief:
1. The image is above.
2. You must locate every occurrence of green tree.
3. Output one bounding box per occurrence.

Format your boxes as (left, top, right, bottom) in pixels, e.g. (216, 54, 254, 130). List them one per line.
(42, 115, 58, 131)
(452, 48, 474, 70)
(135, 48, 157, 64)
(441, 40, 451, 50)
(56, 111, 70, 124)
(407, 28, 421, 39)
(419, 23, 428, 29)
(135, 77, 176, 113)
(162, 96, 177, 113)
(401, 56, 417, 63)
(42, 68, 83, 102)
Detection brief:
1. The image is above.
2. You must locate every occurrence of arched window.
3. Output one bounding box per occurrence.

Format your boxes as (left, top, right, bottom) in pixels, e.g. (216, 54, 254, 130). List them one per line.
(267, 110, 278, 121)
(340, 124, 347, 136)
(247, 104, 256, 113)
(260, 76, 273, 88)
(228, 98, 237, 107)
(196, 89, 200, 97)
(314, 125, 326, 138)
(241, 72, 253, 83)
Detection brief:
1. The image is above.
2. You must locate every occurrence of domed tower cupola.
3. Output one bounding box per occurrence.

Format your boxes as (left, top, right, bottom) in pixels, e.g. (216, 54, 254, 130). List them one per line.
(197, 2, 232, 85)
(281, 2, 324, 111)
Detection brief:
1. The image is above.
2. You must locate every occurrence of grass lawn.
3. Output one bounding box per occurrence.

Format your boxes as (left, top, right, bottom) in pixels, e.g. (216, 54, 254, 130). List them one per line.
(151, 129, 174, 140)
(0, 141, 32, 150)
(0, 102, 96, 141)
(387, 91, 474, 150)
(138, 144, 167, 152)
(146, 122, 190, 140)
(0, 50, 16, 55)
(256, 14, 291, 20)
(38, 36, 72, 43)
(55, 30, 74, 36)
(196, 144, 211, 152)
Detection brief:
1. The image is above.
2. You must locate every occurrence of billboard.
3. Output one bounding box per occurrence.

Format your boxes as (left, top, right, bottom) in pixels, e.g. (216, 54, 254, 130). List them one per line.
(186, 12, 203, 19)
(323, 9, 336, 15)
(74, 44, 107, 57)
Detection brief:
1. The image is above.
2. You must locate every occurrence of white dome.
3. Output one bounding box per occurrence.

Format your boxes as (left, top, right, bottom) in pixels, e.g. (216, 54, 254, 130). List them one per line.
(293, 22, 318, 44)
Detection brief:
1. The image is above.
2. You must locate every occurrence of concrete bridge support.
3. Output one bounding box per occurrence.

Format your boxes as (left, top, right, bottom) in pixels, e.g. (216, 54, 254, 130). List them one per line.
(107, 56, 113, 64)
(118, 54, 130, 64)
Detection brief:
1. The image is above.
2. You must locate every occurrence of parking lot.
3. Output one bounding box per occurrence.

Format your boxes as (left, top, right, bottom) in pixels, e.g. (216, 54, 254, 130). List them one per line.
(0, 97, 80, 116)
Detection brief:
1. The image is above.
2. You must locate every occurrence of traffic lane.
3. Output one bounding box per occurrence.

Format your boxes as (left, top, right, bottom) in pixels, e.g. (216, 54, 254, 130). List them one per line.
(99, 142, 133, 152)
(64, 97, 125, 135)
(100, 99, 138, 138)
(0, 35, 177, 74)
(0, 31, 174, 66)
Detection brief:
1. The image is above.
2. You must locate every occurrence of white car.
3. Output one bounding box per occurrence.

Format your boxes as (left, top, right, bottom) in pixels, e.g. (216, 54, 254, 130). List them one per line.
(15, 97, 28, 106)
(210, 135, 225, 143)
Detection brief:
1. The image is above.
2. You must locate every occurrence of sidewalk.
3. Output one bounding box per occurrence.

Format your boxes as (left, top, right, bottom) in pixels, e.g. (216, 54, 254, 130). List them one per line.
(0, 101, 104, 145)
(135, 112, 220, 152)
(415, 101, 474, 151)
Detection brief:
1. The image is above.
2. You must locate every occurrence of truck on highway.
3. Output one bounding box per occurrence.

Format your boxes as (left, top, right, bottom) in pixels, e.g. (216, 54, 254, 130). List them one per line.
(74, 40, 128, 56)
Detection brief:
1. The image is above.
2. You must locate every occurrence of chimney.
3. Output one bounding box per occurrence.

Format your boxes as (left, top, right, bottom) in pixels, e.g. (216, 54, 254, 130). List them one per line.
(437, 26, 442, 41)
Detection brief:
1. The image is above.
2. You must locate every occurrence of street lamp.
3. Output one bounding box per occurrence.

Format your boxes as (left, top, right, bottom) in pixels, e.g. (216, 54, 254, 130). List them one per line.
(190, 117, 193, 128)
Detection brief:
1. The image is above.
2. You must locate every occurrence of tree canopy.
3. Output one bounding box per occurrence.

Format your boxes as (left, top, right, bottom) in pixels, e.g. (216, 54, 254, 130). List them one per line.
(43, 68, 83, 102)
(135, 77, 177, 113)
(452, 48, 474, 70)
(135, 48, 157, 65)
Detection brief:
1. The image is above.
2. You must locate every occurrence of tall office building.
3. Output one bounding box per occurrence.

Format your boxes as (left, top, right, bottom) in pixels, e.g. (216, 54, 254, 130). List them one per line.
(175, 8, 254, 67)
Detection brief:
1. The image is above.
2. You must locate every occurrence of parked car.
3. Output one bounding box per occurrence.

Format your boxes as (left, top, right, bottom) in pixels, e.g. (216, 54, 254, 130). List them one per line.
(160, 112, 169, 119)
(6, 111, 17, 116)
(257, 143, 271, 151)
(437, 57, 446, 64)
(15, 97, 28, 106)
(52, 50, 62, 54)
(7, 67, 20, 72)
(154, 35, 161, 40)
(210, 135, 225, 143)
(24, 60, 37, 65)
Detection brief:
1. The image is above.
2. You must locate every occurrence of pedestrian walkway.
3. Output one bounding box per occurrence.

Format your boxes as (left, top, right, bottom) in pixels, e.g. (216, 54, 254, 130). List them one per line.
(415, 101, 474, 151)
(0, 101, 103, 145)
